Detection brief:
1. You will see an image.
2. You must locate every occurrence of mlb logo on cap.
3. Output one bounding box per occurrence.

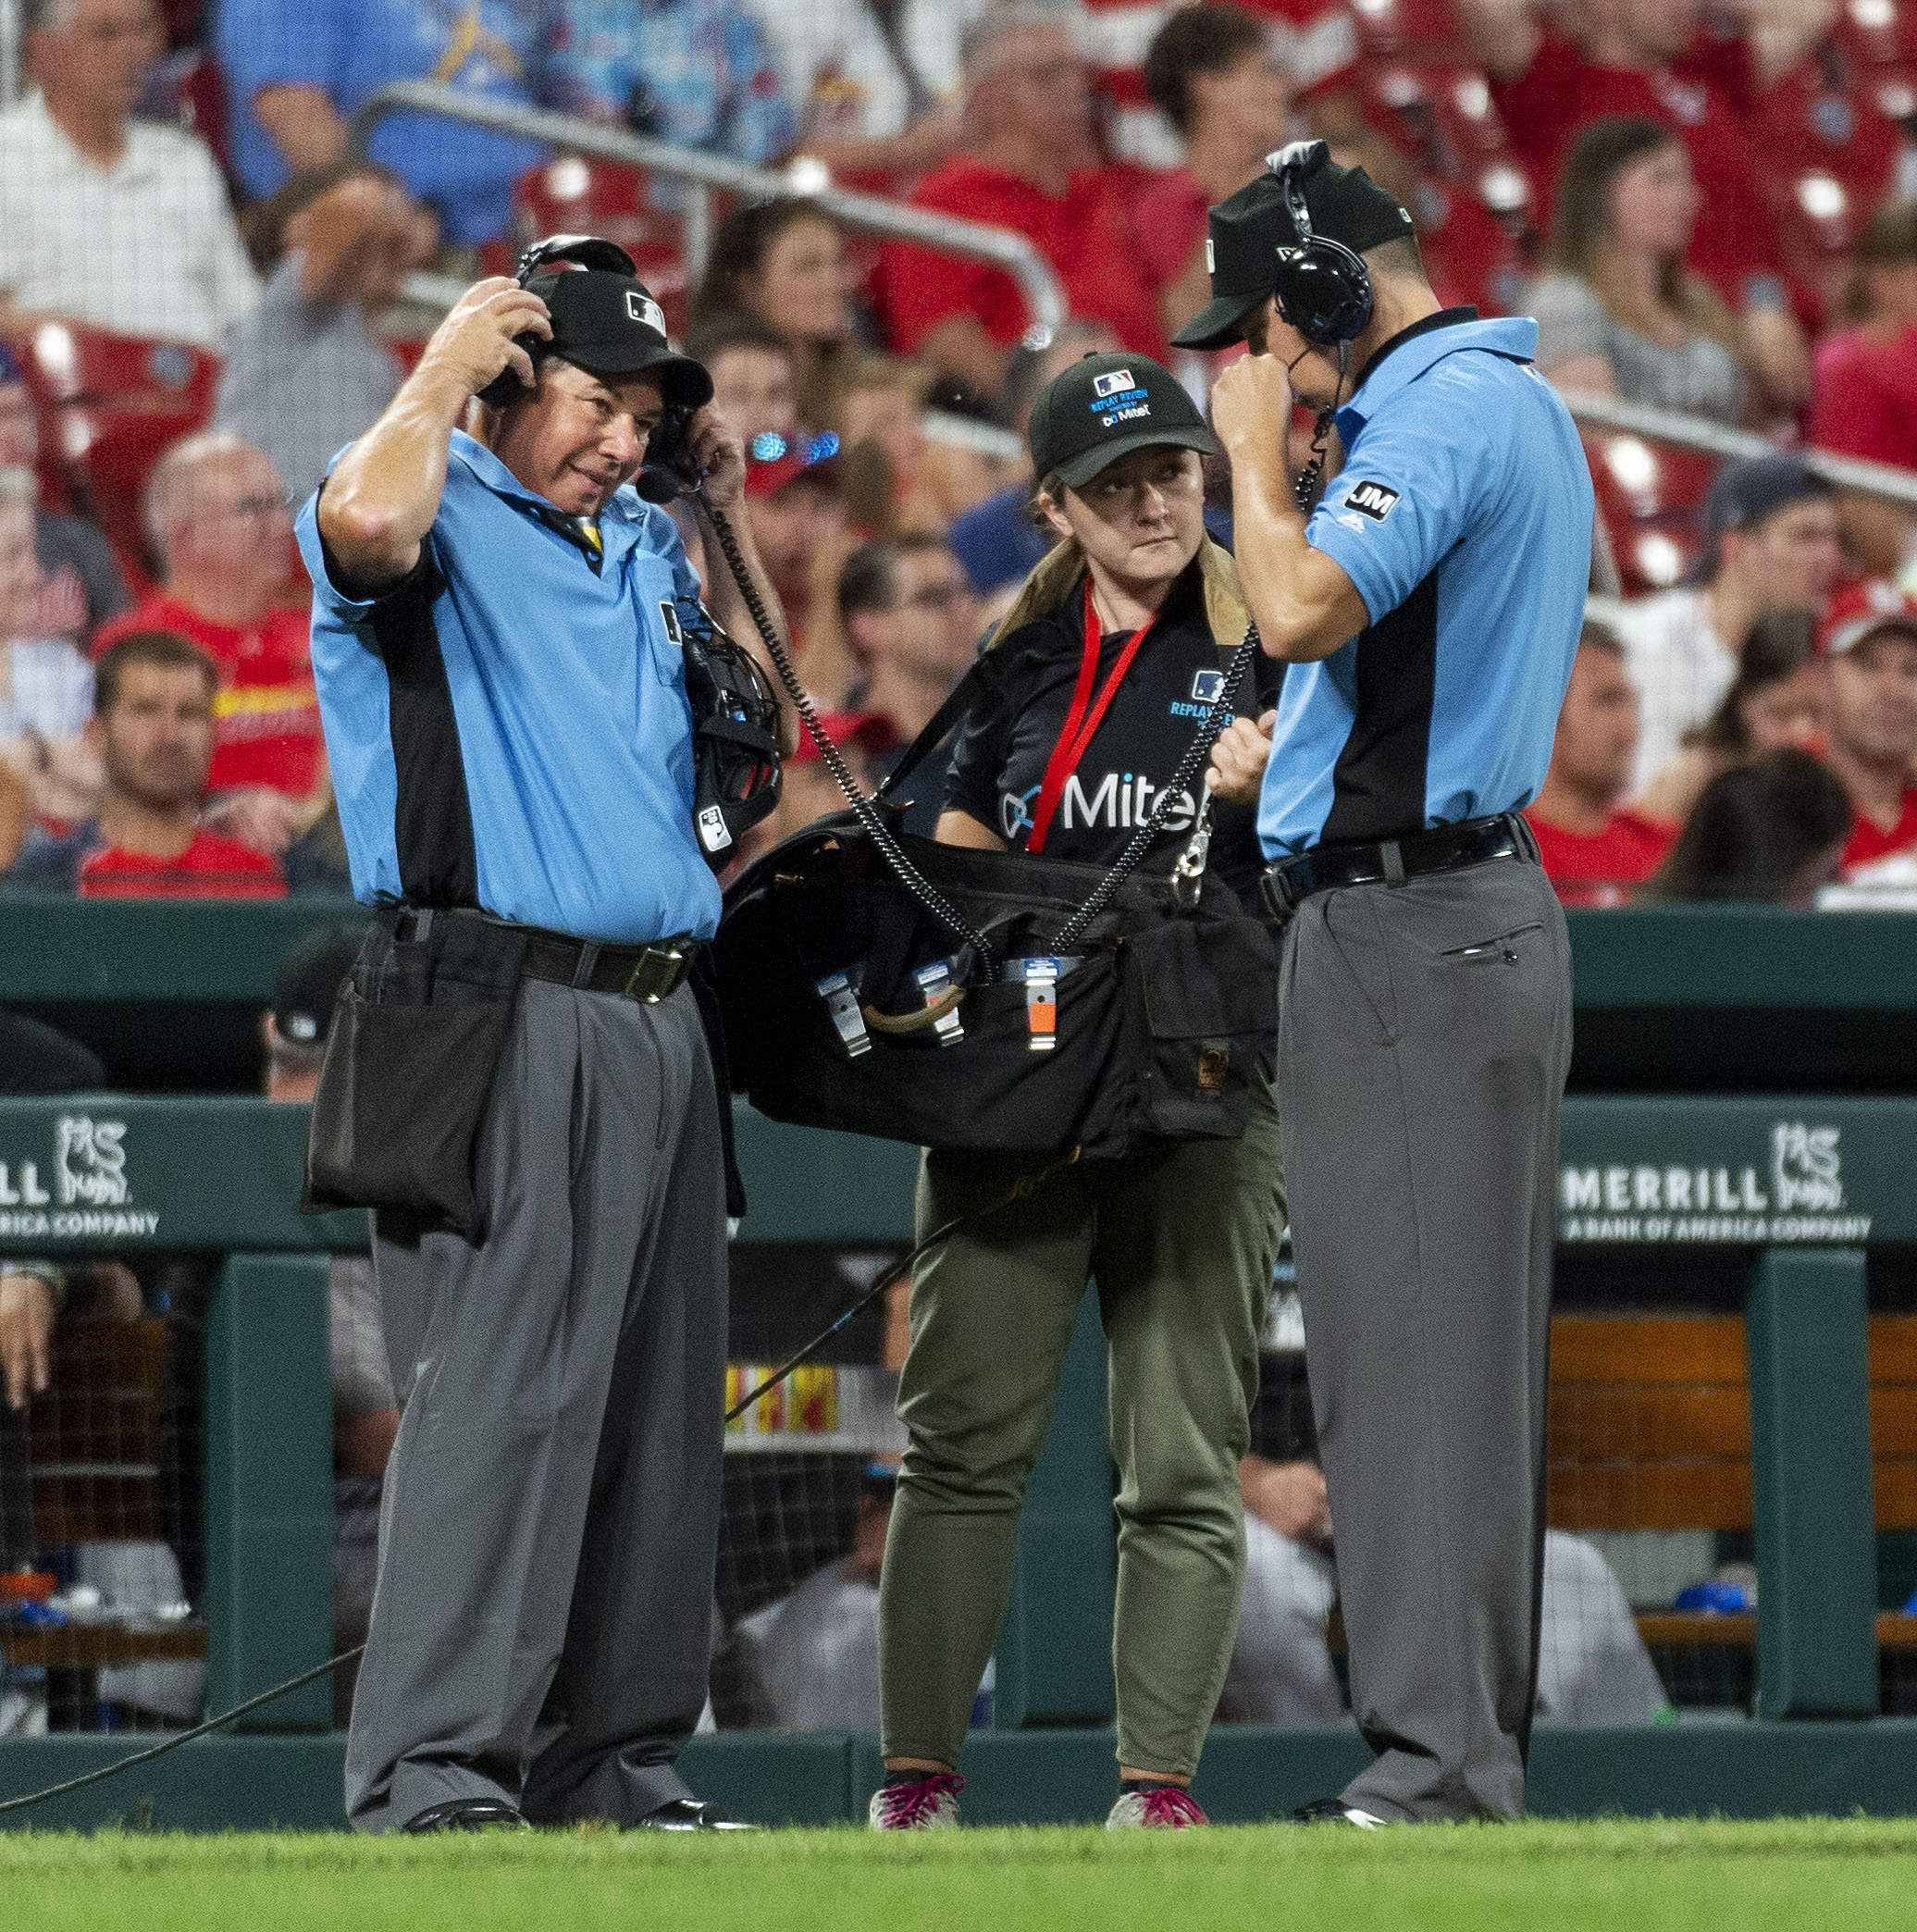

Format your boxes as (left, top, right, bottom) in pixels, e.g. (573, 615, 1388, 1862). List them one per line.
(1092, 368, 1135, 399)
(625, 289, 667, 334)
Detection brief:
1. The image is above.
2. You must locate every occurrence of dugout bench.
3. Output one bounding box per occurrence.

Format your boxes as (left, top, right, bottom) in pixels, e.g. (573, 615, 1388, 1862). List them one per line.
(1, 898, 1915, 1825)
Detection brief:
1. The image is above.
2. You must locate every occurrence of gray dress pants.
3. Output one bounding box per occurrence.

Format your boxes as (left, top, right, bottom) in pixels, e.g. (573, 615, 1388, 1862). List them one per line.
(344, 978, 728, 1832)
(1276, 855, 1571, 1821)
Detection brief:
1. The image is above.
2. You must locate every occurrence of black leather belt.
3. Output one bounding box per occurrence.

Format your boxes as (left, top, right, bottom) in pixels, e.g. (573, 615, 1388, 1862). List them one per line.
(393, 910, 699, 1004)
(520, 932, 698, 1003)
(1260, 812, 1537, 917)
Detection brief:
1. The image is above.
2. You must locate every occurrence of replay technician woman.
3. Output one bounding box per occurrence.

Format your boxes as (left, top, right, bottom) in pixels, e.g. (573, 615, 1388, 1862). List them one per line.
(867, 352, 1285, 1833)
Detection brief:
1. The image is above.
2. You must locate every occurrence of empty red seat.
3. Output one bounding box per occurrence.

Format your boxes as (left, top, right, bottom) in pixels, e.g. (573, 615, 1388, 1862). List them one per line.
(1346, 0, 1469, 61)
(1361, 61, 1540, 313)
(508, 156, 693, 336)
(17, 324, 217, 587)
(1584, 435, 1720, 594)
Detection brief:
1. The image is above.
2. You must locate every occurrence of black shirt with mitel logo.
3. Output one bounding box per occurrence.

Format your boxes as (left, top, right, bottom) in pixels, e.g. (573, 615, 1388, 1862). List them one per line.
(944, 561, 1281, 899)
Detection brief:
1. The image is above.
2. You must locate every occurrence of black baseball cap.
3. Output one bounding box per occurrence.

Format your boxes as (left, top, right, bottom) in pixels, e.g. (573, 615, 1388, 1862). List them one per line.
(1687, 453, 1837, 582)
(1027, 351, 1218, 489)
(271, 923, 368, 1047)
(528, 268, 714, 410)
(1171, 147, 1416, 351)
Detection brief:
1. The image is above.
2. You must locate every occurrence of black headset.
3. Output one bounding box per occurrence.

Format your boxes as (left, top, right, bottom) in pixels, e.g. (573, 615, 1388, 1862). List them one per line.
(1268, 141, 1374, 348)
(474, 232, 641, 408)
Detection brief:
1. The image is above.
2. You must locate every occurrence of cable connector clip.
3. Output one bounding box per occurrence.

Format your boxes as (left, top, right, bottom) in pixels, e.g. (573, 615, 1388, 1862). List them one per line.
(815, 970, 872, 1058)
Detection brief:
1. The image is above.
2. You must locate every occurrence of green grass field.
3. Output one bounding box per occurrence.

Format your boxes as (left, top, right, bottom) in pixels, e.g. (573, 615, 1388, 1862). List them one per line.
(6, 1821, 1917, 1931)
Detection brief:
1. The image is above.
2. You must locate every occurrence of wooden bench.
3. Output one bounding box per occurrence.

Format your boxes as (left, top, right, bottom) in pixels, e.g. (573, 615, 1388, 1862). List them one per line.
(1549, 1312, 1917, 1533)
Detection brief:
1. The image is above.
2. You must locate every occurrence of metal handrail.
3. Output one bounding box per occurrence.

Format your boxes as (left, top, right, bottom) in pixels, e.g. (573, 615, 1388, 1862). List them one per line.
(1560, 390, 1917, 509)
(351, 80, 1068, 346)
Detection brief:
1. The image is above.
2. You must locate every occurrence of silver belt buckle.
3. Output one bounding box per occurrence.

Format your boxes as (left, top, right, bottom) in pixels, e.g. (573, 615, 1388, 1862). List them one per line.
(625, 944, 685, 1004)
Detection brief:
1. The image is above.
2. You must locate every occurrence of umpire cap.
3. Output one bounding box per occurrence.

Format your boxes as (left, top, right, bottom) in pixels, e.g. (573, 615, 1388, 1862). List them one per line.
(1172, 150, 1416, 352)
(528, 266, 714, 411)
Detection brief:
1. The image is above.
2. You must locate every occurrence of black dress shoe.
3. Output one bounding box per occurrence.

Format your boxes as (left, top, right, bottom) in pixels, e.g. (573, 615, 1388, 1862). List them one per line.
(402, 1797, 530, 1833)
(632, 1798, 758, 1832)
(1291, 1797, 1388, 1828)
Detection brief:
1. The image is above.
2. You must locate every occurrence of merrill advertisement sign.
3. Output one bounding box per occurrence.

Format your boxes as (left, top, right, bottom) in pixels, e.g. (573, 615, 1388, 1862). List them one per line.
(0, 1113, 160, 1241)
(1557, 1101, 1913, 1245)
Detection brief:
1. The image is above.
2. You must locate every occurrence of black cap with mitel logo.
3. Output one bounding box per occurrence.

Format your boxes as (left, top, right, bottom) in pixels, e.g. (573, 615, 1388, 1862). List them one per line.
(1026, 351, 1218, 490)
(527, 266, 714, 410)
(1171, 148, 1416, 351)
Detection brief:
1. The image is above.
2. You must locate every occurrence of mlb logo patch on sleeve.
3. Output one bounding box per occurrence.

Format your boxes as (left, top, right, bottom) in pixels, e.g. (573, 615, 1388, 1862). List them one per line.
(660, 601, 685, 645)
(1345, 480, 1400, 523)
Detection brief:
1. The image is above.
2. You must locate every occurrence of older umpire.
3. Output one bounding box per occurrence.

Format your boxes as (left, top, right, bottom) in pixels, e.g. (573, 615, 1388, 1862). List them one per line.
(1178, 144, 1590, 1822)
(299, 248, 790, 1833)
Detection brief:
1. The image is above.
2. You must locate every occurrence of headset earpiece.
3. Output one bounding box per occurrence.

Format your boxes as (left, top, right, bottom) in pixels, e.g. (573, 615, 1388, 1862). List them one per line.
(1268, 141, 1374, 348)
(474, 233, 642, 408)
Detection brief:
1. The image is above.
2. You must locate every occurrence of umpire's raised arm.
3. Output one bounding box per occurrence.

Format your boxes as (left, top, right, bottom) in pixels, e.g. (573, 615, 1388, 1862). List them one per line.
(1176, 143, 1593, 1827)
(298, 241, 775, 1838)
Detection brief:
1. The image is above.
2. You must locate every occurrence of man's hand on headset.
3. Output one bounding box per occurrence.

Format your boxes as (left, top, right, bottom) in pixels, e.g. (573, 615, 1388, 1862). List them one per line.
(686, 404, 748, 509)
(1209, 349, 1295, 486)
(425, 277, 553, 398)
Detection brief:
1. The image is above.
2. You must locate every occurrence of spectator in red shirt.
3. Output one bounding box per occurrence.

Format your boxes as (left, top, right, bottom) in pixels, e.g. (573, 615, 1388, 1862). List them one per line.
(1819, 581, 1917, 876)
(91, 432, 324, 857)
(1527, 621, 1673, 905)
(1810, 202, 1917, 581)
(1454, 0, 1810, 405)
(1134, 5, 1413, 347)
(2, 630, 286, 898)
(875, 7, 1171, 393)
(1137, 6, 1295, 344)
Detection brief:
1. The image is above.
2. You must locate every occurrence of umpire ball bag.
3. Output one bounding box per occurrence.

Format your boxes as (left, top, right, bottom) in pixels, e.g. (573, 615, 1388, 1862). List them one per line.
(712, 811, 1278, 1160)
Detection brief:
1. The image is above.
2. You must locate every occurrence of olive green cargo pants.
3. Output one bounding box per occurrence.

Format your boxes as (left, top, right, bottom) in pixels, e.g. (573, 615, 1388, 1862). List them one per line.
(877, 1091, 1284, 1777)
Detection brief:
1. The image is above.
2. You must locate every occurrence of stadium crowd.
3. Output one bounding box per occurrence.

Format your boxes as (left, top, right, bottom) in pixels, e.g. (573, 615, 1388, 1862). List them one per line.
(1, 0, 1915, 907)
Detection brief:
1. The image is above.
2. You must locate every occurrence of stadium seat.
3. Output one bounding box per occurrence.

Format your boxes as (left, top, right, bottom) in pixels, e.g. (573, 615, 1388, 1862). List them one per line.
(24, 321, 219, 415)
(508, 156, 695, 337)
(1584, 434, 1719, 594)
(1757, 39, 1905, 310)
(1345, 0, 1469, 62)
(1362, 62, 1539, 312)
(18, 323, 217, 587)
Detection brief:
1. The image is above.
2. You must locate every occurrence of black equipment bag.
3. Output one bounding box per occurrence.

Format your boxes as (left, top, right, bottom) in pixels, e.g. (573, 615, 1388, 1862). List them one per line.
(712, 810, 1279, 1160)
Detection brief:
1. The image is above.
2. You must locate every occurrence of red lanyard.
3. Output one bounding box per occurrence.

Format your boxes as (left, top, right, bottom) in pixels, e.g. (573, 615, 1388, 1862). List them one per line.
(1026, 578, 1156, 854)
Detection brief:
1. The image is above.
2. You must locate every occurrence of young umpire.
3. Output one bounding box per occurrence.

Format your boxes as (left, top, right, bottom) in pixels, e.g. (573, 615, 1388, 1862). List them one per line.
(302, 250, 790, 1834)
(1175, 143, 1592, 1823)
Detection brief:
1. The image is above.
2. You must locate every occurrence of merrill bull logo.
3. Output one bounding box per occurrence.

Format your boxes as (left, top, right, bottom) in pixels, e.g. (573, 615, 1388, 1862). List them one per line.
(1773, 1121, 1842, 1211)
(56, 1115, 129, 1207)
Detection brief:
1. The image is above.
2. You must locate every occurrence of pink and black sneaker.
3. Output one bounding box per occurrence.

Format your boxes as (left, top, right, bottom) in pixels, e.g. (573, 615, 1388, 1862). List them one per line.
(1106, 1784, 1207, 1829)
(868, 1770, 964, 1829)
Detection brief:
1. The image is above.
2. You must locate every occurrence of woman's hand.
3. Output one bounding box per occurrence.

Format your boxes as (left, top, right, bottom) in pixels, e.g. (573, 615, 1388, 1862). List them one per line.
(1207, 709, 1276, 805)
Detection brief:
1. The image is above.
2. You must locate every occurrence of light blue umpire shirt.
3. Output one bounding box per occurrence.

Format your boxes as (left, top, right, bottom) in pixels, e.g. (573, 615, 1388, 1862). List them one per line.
(1256, 309, 1594, 858)
(296, 429, 723, 945)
